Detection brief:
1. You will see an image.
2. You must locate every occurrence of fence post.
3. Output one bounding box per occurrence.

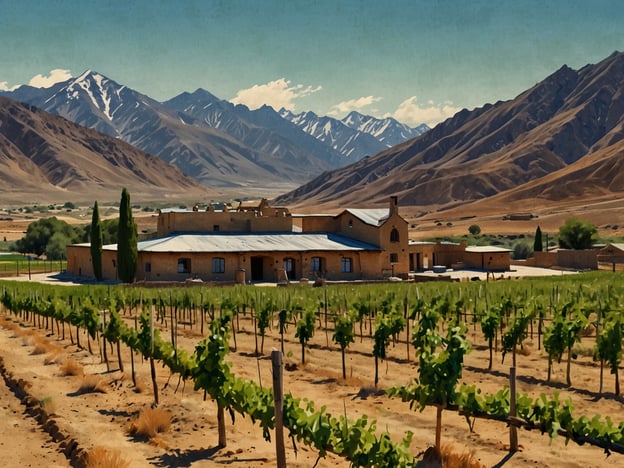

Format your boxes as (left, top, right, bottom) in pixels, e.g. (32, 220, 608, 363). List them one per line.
(509, 366, 518, 452)
(272, 350, 286, 468)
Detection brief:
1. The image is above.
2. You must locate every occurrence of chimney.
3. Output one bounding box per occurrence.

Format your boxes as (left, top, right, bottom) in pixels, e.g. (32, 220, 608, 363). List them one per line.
(389, 196, 399, 216)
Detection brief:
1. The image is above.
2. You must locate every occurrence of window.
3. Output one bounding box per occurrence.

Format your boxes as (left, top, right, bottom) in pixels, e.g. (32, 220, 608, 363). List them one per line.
(283, 258, 294, 272)
(390, 253, 398, 263)
(341, 257, 352, 273)
(348, 219, 353, 228)
(145, 262, 151, 272)
(178, 258, 191, 274)
(310, 256, 322, 272)
(390, 228, 400, 243)
(212, 257, 225, 273)
(213, 225, 220, 232)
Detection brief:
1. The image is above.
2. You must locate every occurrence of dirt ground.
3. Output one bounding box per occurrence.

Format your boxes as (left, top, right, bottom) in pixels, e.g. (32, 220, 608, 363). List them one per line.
(1, 286, 623, 468)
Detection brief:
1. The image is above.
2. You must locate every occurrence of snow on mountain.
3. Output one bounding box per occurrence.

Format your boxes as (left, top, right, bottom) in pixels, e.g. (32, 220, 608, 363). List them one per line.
(279, 109, 388, 162)
(0, 70, 429, 189)
(341, 111, 429, 147)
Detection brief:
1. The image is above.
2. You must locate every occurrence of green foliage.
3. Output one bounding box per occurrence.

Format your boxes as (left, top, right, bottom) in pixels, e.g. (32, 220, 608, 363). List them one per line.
(193, 312, 234, 407)
(481, 307, 500, 343)
(596, 315, 622, 394)
(558, 217, 597, 250)
(14, 217, 81, 258)
(501, 310, 532, 363)
(90, 201, 103, 280)
(544, 317, 567, 363)
(116, 188, 138, 283)
(295, 309, 316, 363)
(332, 313, 355, 350)
(468, 224, 481, 235)
(534, 226, 543, 252)
(512, 241, 533, 260)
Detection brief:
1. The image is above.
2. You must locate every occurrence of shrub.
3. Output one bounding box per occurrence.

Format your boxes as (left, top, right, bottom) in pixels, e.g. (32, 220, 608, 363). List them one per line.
(127, 408, 171, 439)
(468, 224, 481, 236)
(512, 242, 533, 260)
(59, 358, 84, 376)
(85, 447, 131, 468)
(77, 375, 108, 394)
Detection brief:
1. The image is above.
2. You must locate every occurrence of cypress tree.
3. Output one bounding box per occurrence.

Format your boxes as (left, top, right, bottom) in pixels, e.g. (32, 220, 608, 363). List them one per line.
(534, 226, 543, 252)
(117, 188, 137, 283)
(90, 201, 103, 280)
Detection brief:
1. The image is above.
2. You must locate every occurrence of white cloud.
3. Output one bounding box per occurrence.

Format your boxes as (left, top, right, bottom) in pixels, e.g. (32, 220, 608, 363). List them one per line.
(328, 95, 382, 115)
(28, 69, 73, 88)
(0, 81, 19, 92)
(386, 96, 461, 127)
(231, 78, 322, 111)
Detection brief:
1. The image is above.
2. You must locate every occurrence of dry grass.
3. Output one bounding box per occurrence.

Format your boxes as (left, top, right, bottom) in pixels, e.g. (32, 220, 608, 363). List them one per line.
(44, 351, 66, 365)
(127, 408, 171, 439)
(440, 443, 484, 468)
(77, 375, 108, 394)
(59, 358, 83, 376)
(84, 446, 131, 468)
(31, 339, 52, 355)
(419, 444, 484, 468)
(518, 346, 532, 356)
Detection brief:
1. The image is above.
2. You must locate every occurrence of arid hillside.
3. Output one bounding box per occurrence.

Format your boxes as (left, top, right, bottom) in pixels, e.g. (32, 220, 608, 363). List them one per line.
(276, 51, 624, 235)
(0, 95, 211, 205)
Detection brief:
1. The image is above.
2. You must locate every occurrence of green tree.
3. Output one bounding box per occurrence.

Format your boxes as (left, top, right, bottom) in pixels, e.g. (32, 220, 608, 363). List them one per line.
(116, 188, 137, 283)
(90, 201, 103, 280)
(534, 226, 543, 252)
(468, 224, 481, 236)
(82, 218, 119, 245)
(558, 217, 597, 250)
(15, 217, 80, 257)
(45, 232, 71, 260)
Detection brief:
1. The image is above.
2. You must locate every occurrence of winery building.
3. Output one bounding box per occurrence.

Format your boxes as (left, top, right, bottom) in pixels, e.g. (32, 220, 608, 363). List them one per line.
(67, 197, 412, 283)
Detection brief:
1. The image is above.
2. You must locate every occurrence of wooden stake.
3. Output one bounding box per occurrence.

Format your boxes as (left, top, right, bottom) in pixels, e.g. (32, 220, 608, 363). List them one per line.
(272, 350, 286, 468)
(509, 367, 518, 452)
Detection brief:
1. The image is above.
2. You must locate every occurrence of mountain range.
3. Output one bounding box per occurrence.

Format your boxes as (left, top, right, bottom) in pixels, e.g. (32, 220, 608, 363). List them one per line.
(3, 50, 624, 231)
(1, 72, 427, 191)
(276, 51, 624, 222)
(0, 95, 207, 203)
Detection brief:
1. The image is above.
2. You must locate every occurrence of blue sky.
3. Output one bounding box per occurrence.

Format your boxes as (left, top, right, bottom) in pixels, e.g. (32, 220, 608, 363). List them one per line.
(1, 0, 624, 126)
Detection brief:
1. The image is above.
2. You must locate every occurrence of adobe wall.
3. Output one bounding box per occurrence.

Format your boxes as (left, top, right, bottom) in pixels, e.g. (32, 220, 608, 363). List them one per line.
(556, 249, 598, 270)
(297, 215, 339, 232)
(408, 243, 436, 270)
(156, 210, 292, 236)
(531, 251, 558, 268)
(66, 246, 119, 280)
(69, 246, 388, 283)
(463, 251, 510, 271)
(431, 241, 466, 267)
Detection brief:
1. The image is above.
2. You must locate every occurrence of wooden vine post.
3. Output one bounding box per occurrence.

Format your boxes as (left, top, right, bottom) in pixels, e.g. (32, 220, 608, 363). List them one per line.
(509, 367, 518, 452)
(150, 305, 159, 406)
(272, 350, 286, 468)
